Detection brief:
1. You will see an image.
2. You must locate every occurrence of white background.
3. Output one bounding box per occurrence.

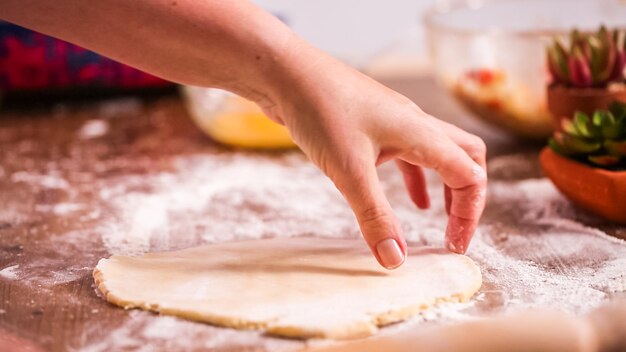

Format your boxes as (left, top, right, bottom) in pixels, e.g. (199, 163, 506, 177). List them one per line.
(253, 0, 435, 68)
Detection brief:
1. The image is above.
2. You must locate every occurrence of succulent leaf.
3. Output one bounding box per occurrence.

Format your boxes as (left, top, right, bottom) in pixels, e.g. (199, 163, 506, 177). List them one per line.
(605, 140, 626, 156)
(588, 36, 604, 81)
(610, 101, 626, 119)
(548, 26, 626, 87)
(588, 154, 621, 166)
(548, 137, 570, 156)
(561, 118, 579, 136)
(592, 110, 610, 126)
(595, 26, 617, 83)
(570, 29, 582, 52)
(556, 131, 602, 154)
(602, 123, 622, 140)
(547, 40, 570, 83)
(569, 46, 594, 87)
(573, 111, 594, 137)
(549, 101, 626, 169)
(591, 110, 619, 138)
(611, 30, 626, 81)
(612, 51, 626, 81)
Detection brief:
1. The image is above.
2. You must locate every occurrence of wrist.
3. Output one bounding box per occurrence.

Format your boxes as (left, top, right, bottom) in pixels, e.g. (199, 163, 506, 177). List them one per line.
(213, 13, 304, 113)
(250, 34, 342, 125)
(244, 33, 312, 111)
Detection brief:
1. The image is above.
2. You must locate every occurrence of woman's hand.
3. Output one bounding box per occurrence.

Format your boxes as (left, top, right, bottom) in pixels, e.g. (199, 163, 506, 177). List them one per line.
(259, 40, 488, 269)
(1, 0, 487, 270)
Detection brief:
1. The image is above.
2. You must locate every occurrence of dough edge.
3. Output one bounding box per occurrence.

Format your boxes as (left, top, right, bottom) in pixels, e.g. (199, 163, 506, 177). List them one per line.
(93, 262, 271, 330)
(92, 252, 482, 340)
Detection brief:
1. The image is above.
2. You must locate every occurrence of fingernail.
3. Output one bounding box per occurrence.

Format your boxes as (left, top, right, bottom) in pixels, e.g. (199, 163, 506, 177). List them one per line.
(376, 238, 405, 269)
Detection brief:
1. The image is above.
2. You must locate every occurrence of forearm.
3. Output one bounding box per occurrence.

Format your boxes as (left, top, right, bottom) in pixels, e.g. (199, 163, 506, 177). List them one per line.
(0, 0, 297, 105)
(1, 0, 489, 267)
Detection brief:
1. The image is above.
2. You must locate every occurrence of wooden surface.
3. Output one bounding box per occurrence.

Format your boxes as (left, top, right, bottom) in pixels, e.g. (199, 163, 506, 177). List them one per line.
(0, 76, 624, 352)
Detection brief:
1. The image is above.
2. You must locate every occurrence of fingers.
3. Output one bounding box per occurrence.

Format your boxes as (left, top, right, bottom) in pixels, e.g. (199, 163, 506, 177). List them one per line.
(400, 129, 487, 254)
(329, 156, 407, 270)
(433, 119, 487, 169)
(395, 160, 430, 209)
(438, 148, 486, 254)
(434, 121, 487, 224)
(444, 185, 452, 215)
(433, 122, 488, 254)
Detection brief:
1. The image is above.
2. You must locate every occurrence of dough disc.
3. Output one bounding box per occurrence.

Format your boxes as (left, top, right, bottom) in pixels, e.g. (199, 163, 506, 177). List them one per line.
(93, 237, 482, 339)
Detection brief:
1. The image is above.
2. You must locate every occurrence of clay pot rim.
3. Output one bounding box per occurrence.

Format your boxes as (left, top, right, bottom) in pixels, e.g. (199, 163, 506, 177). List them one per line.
(542, 148, 626, 178)
(547, 83, 626, 96)
(541, 147, 626, 224)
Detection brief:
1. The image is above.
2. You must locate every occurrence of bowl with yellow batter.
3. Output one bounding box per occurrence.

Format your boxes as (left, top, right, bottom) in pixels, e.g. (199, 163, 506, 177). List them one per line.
(182, 86, 296, 150)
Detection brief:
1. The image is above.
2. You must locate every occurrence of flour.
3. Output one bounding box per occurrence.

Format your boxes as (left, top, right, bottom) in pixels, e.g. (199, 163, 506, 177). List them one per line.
(77, 296, 475, 352)
(11, 171, 70, 190)
(96, 98, 144, 119)
(37, 149, 614, 350)
(93, 151, 626, 321)
(0, 264, 20, 280)
(97, 153, 357, 255)
(76, 311, 300, 352)
(78, 120, 109, 140)
(471, 156, 626, 313)
(35, 203, 85, 216)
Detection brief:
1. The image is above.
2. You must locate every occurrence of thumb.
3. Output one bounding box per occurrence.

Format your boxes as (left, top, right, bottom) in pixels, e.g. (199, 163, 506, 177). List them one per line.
(330, 158, 407, 270)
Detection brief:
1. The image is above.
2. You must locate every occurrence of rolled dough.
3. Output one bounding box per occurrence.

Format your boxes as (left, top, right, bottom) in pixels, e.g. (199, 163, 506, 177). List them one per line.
(93, 238, 482, 339)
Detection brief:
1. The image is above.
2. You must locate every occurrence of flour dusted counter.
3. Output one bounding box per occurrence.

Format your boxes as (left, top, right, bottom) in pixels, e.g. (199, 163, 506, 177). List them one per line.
(1, 77, 625, 351)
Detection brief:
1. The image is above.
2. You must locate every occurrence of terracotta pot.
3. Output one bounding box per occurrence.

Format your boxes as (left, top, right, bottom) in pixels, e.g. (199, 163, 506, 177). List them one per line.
(540, 148, 626, 224)
(546, 84, 626, 130)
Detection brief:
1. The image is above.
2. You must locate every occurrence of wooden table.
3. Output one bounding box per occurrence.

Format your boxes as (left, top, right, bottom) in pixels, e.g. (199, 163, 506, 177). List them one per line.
(1, 76, 624, 351)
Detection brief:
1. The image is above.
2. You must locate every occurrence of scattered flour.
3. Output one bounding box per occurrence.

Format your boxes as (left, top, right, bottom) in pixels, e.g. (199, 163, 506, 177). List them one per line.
(97, 153, 357, 255)
(35, 203, 85, 216)
(76, 302, 476, 352)
(96, 98, 144, 119)
(78, 120, 109, 140)
(11, 171, 70, 190)
(0, 264, 20, 280)
(11, 145, 623, 350)
(76, 311, 299, 352)
(93, 151, 626, 320)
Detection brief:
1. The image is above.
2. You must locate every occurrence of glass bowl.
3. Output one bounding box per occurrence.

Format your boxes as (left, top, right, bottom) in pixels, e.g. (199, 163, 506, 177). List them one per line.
(182, 86, 296, 149)
(425, 0, 626, 139)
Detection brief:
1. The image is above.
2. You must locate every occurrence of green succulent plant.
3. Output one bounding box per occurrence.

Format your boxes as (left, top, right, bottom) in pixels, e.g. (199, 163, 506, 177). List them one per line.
(547, 25, 626, 88)
(549, 101, 626, 170)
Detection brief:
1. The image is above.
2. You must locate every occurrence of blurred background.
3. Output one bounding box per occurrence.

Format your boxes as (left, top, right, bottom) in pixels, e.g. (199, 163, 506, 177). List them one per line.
(1, 3, 626, 350)
(1, 0, 626, 143)
(0, 0, 433, 96)
(254, 0, 433, 71)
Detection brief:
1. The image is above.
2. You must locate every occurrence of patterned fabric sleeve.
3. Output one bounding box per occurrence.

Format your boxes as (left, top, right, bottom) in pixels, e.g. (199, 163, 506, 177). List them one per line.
(0, 22, 172, 92)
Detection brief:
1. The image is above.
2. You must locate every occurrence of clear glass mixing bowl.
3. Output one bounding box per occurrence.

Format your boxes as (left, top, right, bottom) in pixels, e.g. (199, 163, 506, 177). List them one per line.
(425, 0, 626, 139)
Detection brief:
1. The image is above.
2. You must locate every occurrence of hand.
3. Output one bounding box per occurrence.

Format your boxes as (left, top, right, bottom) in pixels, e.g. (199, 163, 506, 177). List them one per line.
(260, 42, 488, 269)
(0, 0, 486, 270)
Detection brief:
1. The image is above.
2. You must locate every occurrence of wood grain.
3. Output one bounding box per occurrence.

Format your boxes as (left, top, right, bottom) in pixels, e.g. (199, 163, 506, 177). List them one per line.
(0, 77, 623, 351)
